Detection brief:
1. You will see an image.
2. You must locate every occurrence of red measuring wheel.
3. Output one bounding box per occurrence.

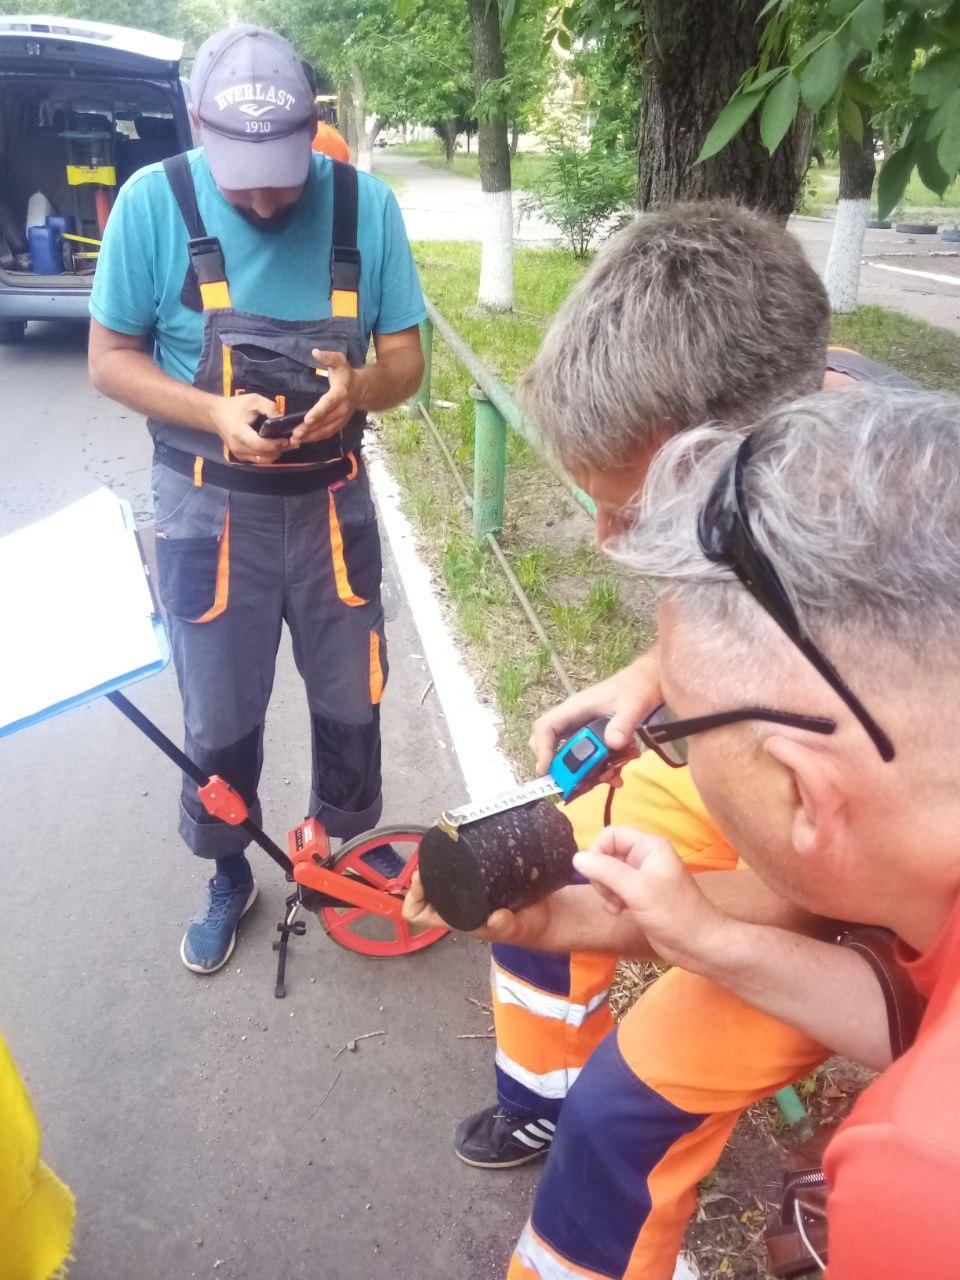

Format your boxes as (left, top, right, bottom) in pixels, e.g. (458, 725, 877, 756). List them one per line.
(319, 824, 448, 958)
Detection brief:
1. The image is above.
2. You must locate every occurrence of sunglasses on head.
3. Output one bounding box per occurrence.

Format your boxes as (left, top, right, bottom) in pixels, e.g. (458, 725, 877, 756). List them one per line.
(696, 434, 895, 763)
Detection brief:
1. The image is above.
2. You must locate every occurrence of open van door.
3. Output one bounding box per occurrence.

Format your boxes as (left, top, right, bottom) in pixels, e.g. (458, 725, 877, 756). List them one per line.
(0, 16, 191, 335)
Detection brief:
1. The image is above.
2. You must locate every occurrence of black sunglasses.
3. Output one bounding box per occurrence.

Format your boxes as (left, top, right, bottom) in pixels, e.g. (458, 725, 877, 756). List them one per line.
(697, 435, 895, 762)
(639, 702, 836, 768)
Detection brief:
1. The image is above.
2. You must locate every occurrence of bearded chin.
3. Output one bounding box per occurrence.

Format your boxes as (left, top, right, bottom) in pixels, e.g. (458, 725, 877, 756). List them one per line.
(236, 204, 298, 232)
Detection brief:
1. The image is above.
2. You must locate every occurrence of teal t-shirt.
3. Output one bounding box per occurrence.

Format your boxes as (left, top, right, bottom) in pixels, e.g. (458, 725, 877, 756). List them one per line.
(89, 149, 425, 384)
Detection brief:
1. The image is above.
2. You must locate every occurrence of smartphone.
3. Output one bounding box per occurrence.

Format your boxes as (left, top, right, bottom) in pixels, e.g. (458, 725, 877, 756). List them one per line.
(257, 411, 306, 440)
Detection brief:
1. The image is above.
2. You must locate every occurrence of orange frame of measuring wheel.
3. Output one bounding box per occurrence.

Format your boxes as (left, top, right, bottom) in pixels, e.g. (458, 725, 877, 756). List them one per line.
(291, 858, 406, 920)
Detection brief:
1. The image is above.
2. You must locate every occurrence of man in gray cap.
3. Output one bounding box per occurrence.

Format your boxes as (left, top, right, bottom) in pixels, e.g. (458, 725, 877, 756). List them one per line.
(88, 25, 425, 973)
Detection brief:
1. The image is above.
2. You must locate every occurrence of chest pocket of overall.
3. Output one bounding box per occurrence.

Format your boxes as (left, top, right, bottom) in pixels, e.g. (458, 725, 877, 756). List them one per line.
(153, 462, 231, 623)
(222, 333, 335, 421)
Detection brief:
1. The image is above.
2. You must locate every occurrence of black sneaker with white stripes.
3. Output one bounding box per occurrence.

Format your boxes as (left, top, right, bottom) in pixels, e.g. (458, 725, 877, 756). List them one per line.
(454, 1103, 556, 1169)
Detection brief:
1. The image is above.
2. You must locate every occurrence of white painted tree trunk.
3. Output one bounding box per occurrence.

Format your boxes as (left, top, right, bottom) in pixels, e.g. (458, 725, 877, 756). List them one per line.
(355, 137, 373, 174)
(824, 197, 870, 313)
(478, 189, 514, 312)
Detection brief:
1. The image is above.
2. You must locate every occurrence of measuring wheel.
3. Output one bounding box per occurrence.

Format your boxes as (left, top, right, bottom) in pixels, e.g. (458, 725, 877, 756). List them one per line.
(317, 825, 447, 958)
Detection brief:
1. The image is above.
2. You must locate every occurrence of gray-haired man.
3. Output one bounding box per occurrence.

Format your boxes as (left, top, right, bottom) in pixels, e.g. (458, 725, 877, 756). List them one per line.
(406, 203, 917, 1280)
(574, 386, 960, 1279)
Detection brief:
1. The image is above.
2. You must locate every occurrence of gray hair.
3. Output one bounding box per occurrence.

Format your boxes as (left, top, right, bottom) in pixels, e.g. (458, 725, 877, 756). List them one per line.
(517, 202, 830, 476)
(614, 387, 960, 668)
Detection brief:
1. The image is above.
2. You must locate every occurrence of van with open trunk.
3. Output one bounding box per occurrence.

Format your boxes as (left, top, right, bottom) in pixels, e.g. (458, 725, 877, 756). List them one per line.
(0, 16, 191, 342)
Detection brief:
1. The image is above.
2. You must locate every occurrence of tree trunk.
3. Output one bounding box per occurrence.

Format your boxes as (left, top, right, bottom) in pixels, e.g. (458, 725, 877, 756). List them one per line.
(338, 81, 358, 156)
(466, 131, 471, 154)
(350, 60, 372, 173)
(824, 103, 876, 313)
(510, 120, 520, 156)
(366, 115, 386, 162)
(438, 118, 458, 163)
(467, 0, 513, 311)
(638, 0, 805, 217)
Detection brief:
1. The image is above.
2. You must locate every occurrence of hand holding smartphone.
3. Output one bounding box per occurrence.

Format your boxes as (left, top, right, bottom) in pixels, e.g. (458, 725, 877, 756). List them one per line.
(256, 411, 306, 440)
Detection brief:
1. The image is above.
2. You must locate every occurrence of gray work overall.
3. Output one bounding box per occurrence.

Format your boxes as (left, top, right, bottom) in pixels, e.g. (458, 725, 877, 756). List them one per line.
(150, 154, 387, 859)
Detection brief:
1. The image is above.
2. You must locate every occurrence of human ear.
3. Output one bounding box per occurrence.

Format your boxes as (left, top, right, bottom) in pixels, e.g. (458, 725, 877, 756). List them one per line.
(762, 736, 844, 861)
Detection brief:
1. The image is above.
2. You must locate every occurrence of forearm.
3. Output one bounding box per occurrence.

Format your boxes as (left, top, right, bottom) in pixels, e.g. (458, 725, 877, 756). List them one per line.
(355, 343, 423, 413)
(508, 869, 832, 959)
(517, 879, 890, 1067)
(689, 920, 892, 1069)
(90, 345, 219, 433)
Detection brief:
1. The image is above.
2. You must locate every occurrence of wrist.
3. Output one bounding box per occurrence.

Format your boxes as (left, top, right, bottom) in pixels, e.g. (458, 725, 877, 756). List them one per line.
(195, 390, 224, 435)
(350, 365, 371, 413)
(683, 913, 756, 983)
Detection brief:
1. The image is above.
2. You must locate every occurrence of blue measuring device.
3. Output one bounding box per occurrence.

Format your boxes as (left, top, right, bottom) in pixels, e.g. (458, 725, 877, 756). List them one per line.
(548, 717, 615, 799)
(440, 717, 637, 831)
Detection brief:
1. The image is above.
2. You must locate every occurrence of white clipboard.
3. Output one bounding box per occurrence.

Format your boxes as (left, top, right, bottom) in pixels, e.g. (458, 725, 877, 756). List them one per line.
(0, 488, 170, 737)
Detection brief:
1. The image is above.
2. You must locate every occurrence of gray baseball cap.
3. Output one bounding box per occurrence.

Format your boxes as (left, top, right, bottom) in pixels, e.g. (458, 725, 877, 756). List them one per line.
(190, 25, 317, 190)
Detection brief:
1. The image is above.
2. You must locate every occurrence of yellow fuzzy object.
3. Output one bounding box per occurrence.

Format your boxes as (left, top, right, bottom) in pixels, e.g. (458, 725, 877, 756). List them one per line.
(0, 1036, 75, 1279)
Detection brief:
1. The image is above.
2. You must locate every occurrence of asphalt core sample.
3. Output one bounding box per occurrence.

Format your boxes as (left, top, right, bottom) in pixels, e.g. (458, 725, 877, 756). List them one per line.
(418, 798, 578, 931)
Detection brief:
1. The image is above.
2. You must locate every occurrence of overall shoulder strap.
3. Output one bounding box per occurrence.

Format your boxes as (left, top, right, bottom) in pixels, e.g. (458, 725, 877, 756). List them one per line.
(162, 153, 231, 313)
(330, 158, 360, 319)
(163, 152, 207, 238)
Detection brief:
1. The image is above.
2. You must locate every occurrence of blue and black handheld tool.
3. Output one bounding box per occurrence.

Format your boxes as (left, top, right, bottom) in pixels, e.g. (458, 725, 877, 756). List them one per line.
(439, 716, 638, 832)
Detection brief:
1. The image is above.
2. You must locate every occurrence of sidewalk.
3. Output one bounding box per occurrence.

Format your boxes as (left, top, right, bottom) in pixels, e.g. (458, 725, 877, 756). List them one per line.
(375, 149, 562, 245)
(0, 323, 530, 1278)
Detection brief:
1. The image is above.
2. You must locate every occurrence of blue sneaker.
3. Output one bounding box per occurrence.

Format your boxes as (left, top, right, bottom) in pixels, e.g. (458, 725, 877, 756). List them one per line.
(359, 844, 406, 880)
(180, 874, 258, 974)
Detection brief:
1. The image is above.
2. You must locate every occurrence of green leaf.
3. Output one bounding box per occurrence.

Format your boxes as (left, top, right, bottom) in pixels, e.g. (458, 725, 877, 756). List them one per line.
(744, 65, 788, 93)
(928, 88, 960, 137)
(937, 109, 960, 178)
(913, 51, 960, 107)
(795, 31, 828, 61)
(844, 74, 882, 108)
(758, 0, 787, 17)
(828, 0, 861, 12)
(917, 134, 951, 195)
(760, 72, 800, 152)
(931, 11, 960, 49)
(801, 38, 845, 113)
(877, 140, 916, 220)
(890, 12, 924, 78)
(850, 0, 884, 50)
(696, 89, 765, 163)
(839, 93, 864, 142)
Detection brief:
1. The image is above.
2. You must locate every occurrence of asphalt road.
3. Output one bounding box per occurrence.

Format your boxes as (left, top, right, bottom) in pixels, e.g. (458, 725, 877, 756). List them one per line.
(0, 321, 533, 1279)
(792, 215, 960, 335)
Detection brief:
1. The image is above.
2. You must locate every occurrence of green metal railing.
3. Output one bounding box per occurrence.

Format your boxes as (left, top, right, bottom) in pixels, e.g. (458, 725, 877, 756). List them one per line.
(407, 301, 595, 545)
(404, 302, 809, 1131)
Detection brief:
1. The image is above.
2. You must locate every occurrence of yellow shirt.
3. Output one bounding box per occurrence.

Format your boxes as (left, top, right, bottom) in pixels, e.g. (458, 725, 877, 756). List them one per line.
(0, 1036, 75, 1280)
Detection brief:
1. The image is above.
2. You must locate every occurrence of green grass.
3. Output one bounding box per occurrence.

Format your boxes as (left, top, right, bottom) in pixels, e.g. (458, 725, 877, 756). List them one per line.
(831, 306, 960, 394)
(390, 139, 553, 190)
(799, 159, 960, 221)
(379, 242, 960, 757)
(380, 241, 648, 758)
